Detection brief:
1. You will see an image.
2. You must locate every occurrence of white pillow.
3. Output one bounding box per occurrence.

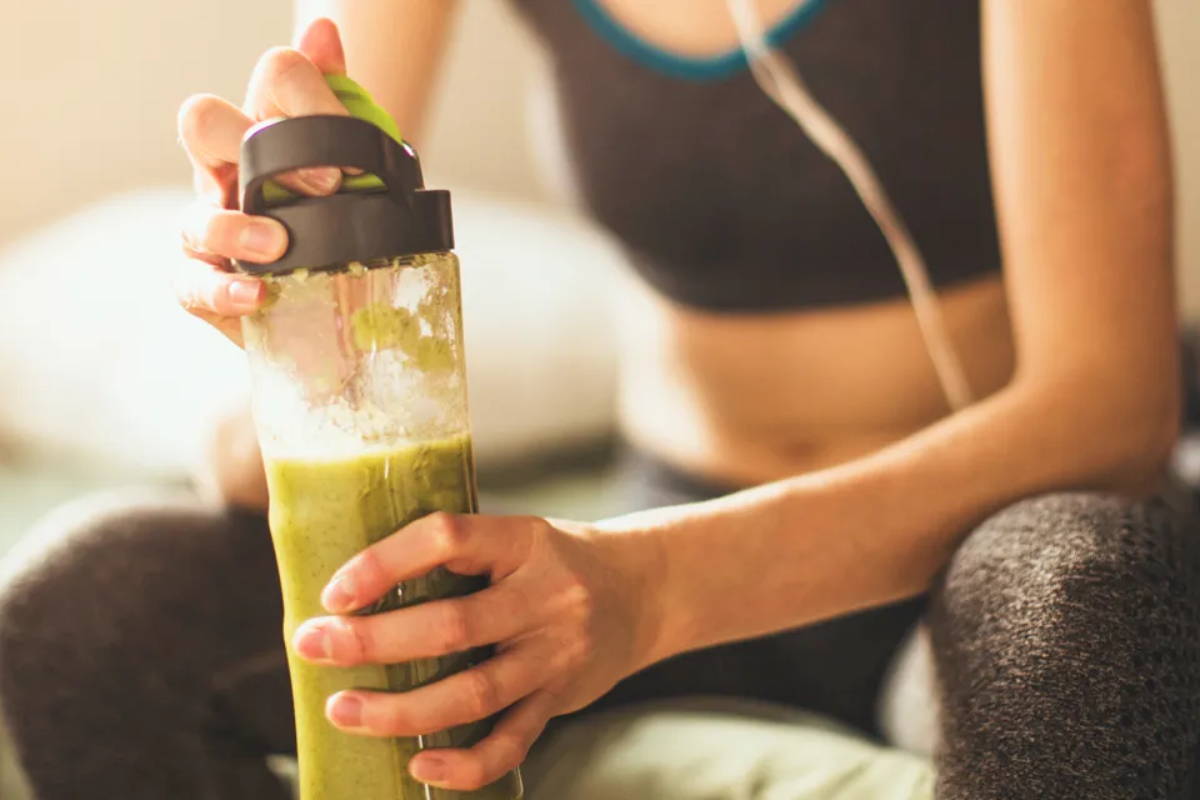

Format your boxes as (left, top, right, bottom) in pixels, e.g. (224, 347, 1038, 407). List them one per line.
(0, 188, 620, 476)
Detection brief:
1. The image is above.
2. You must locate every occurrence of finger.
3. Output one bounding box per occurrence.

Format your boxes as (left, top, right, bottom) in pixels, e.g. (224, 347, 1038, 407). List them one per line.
(246, 44, 348, 120)
(295, 17, 346, 75)
(244, 45, 348, 196)
(178, 93, 253, 173)
(295, 15, 362, 176)
(325, 642, 547, 738)
(176, 259, 265, 320)
(181, 204, 288, 264)
(177, 94, 254, 206)
(322, 514, 539, 613)
(410, 690, 558, 791)
(294, 581, 534, 666)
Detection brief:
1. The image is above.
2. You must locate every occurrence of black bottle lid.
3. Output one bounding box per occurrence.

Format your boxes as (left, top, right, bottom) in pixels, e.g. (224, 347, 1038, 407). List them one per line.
(232, 114, 453, 275)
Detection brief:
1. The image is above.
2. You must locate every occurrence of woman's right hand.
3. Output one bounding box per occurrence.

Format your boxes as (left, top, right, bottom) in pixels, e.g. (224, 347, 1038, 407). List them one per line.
(176, 18, 352, 345)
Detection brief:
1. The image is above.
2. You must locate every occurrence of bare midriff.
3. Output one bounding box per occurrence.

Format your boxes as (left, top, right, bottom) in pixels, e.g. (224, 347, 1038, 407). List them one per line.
(617, 273, 1016, 488)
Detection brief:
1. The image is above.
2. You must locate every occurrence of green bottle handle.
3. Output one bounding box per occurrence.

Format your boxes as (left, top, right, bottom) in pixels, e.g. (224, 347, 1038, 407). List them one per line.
(261, 73, 404, 205)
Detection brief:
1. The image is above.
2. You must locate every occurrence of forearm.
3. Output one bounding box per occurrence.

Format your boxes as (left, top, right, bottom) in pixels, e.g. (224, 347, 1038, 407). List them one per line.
(611, 376, 1178, 665)
(611, 0, 1180, 665)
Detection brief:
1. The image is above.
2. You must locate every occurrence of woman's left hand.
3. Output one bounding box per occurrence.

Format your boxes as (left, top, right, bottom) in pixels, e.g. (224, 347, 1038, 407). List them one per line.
(291, 511, 665, 791)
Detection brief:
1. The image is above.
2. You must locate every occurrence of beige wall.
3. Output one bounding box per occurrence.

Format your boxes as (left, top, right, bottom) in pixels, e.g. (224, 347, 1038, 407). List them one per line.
(1157, 0, 1200, 314)
(1, 0, 1196, 311)
(0, 0, 292, 241)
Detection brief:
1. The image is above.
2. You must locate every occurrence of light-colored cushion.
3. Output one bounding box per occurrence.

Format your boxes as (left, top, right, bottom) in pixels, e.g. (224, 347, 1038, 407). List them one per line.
(0, 188, 621, 477)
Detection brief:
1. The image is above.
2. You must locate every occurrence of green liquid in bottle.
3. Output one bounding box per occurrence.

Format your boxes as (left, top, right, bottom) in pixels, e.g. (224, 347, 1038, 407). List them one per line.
(265, 434, 523, 800)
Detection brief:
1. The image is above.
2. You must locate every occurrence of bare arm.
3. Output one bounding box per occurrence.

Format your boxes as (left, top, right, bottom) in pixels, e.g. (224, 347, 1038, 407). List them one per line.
(278, 2, 1180, 790)
(629, 0, 1180, 659)
(195, 6, 458, 509)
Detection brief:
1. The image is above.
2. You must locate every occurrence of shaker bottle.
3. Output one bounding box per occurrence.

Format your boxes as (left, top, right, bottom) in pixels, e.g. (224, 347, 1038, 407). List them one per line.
(233, 75, 523, 800)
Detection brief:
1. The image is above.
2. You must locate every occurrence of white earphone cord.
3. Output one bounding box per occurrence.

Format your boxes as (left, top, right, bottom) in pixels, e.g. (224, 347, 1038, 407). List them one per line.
(726, 0, 974, 412)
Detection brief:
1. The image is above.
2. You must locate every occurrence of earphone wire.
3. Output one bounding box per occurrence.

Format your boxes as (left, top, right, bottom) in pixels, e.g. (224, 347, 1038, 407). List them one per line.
(726, 0, 974, 412)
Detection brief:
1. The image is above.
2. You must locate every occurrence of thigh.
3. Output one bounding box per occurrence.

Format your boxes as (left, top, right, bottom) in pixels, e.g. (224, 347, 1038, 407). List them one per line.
(525, 697, 934, 800)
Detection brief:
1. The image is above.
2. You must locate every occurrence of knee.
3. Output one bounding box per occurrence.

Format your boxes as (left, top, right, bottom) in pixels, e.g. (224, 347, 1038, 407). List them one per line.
(932, 491, 1200, 643)
(928, 494, 1200, 797)
(0, 491, 206, 719)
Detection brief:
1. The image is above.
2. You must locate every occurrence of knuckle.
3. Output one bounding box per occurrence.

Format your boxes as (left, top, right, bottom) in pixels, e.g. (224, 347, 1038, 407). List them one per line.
(260, 46, 311, 88)
(199, 210, 237, 255)
(428, 512, 468, 555)
(437, 600, 473, 654)
(177, 93, 221, 143)
(374, 700, 413, 736)
(456, 759, 491, 792)
(561, 576, 595, 623)
(175, 282, 204, 314)
(354, 548, 390, 594)
(564, 630, 593, 672)
(526, 516, 555, 545)
(491, 730, 531, 769)
(554, 620, 594, 675)
(339, 618, 372, 663)
(460, 668, 500, 719)
(172, 266, 213, 314)
(172, 264, 197, 303)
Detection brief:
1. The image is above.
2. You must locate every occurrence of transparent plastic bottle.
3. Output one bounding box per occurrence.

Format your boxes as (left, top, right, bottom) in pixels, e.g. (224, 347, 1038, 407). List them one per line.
(234, 89, 522, 800)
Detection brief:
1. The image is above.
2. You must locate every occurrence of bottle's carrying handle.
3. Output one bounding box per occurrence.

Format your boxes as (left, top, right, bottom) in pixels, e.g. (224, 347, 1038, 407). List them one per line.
(232, 113, 452, 275)
(239, 114, 423, 215)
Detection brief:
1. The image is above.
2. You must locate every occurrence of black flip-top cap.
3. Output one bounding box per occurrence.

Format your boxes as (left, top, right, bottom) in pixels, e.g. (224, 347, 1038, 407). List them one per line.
(233, 115, 453, 275)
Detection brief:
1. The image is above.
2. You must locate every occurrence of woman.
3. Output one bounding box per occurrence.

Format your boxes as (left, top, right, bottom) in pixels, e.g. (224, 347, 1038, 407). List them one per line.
(2, 1, 1197, 798)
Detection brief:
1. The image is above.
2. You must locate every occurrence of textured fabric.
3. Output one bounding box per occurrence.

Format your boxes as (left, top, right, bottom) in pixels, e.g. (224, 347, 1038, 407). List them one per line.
(1, 476, 1199, 797)
(523, 697, 934, 800)
(506, 0, 1000, 311)
(0, 491, 294, 800)
(928, 492, 1200, 799)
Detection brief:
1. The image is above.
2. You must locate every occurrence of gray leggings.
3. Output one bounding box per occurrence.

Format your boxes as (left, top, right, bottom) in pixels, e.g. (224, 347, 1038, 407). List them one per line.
(2, 474, 1200, 799)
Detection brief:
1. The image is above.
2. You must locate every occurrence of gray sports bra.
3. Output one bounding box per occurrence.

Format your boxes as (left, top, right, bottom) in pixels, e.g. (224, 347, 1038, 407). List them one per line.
(506, 0, 1001, 312)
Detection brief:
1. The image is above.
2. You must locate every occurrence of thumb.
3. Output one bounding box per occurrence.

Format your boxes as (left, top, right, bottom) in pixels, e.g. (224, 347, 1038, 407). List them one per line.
(295, 17, 347, 75)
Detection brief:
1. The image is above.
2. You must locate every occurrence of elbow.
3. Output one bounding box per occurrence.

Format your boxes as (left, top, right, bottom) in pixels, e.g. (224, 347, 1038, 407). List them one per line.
(1012, 367, 1181, 497)
(1103, 400, 1179, 495)
(1071, 381, 1179, 496)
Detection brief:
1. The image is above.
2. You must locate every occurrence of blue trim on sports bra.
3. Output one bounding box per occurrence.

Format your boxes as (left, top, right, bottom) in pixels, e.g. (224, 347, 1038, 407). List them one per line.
(571, 0, 828, 81)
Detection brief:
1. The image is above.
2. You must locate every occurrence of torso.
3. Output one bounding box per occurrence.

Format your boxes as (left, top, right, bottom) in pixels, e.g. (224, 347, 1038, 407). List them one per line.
(509, 0, 1013, 486)
(615, 272, 1013, 486)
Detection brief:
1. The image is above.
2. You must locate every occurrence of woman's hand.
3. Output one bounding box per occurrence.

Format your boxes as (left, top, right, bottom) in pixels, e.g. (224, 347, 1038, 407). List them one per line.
(291, 512, 666, 791)
(175, 18, 351, 345)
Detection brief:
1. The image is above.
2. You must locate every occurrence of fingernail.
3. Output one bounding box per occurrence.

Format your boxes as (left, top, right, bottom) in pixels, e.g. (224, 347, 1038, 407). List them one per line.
(411, 755, 448, 785)
(322, 573, 357, 613)
(297, 167, 341, 196)
(239, 220, 285, 260)
(328, 692, 364, 728)
(227, 280, 263, 313)
(294, 623, 332, 662)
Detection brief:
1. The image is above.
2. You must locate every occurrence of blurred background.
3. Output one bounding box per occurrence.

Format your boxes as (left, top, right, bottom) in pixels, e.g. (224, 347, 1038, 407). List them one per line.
(0, 0, 1198, 577)
(1, 0, 1198, 535)
(0, 0, 1196, 794)
(0, 0, 637, 554)
(0, 1, 1196, 578)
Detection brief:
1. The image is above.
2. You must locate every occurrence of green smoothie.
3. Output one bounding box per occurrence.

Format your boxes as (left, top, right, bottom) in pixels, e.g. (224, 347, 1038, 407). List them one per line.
(265, 434, 523, 800)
